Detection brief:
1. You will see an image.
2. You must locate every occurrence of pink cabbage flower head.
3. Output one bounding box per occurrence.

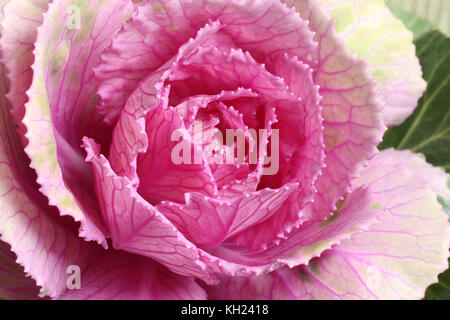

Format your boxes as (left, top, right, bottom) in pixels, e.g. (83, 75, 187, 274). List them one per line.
(0, 0, 448, 300)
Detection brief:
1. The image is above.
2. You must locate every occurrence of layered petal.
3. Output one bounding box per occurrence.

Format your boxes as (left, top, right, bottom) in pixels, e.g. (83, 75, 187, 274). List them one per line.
(0, 165, 93, 299)
(232, 53, 324, 250)
(0, 87, 93, 299)
(319, 0, 427, 126)
(174, 88, 258, 132)
(140, 45, 324, 249)
(0, 0, 50, 146)
(206, 149, 450, 300)
(94, 0, 386, 258)
(204, 186, 380, 270)
(156, 182, 298, 248)
(1, 0, 440, 303)
(206, 190, 380, 275)
(137, 105, 217, 205)
(376, 149, 450, 201)
(107, 67, 167, 183)
(283, 0, 386, 223)
(0, 6, 102, 297)
(173, 88, 262, 190)
(170, 46, 322, 192)
(106, 21, 234, 183)
(85, 135, 381, 280)
(94, 0, 316, 123)
(60, 249, 206, 300)
(22, 0, 136, 246)
(84, 138, 219, 284)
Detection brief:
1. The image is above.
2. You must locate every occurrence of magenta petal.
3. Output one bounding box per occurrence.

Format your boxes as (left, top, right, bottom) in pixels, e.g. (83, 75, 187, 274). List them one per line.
(106, 18, 237, 183)
(0, 2, 108, 296)
(174, 90, 260, 190)
(22, 0, 137, 246)
(282, 0, 386, 222)
(137, 106, 218, 204)
(175, 0, 317, 62)
(192, 185, 380, 280)
(205, 103, 253, 187)
(107, 68, 168, 183)
(84, 135, 382, 280)
(167, 46, 328, 249)
(175, 88, 258, 130)
(60, 249, 206, 300)
(266, 54, 323, 187)
(107, 64, 219, 202)
(206, 186, 380, 269)
(232, 53, 324, 250)
(205, 150, 450, 300)
(173, 89, 273, 193)
(84, 138, 218, 284)
(95, 16, 234, 123)
(170, 46, 321, 184)
(0, 33, 96, 298)
(229, 196, 307, 251)
(95, 0, 316, 123)
(156, 183, 298, 248)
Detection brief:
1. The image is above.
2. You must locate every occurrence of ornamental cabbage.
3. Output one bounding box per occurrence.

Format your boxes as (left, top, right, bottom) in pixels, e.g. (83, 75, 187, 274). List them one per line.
(0, 0, 448, 300)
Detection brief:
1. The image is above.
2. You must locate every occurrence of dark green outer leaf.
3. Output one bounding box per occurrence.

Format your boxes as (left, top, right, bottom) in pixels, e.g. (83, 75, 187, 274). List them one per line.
(425, 259, 450, 300)
(379, 30, 450, 173)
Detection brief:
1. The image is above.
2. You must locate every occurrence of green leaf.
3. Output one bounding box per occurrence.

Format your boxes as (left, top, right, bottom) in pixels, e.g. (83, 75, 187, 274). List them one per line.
(424, 259, 450, 300)
(438, 195, 450, 215)
(385, 2, 435, 40)
(379, 30, 450, 173)
(385, 0, 450, 37)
